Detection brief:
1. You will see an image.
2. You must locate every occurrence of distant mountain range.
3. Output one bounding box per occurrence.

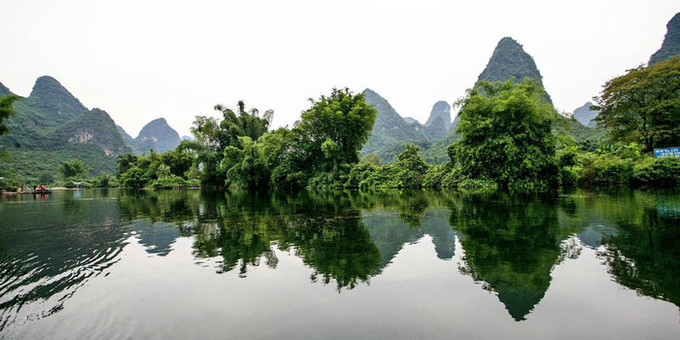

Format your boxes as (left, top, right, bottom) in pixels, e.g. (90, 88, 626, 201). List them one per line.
(0, 76, 181, 180)
(4, 12, 678, 177)
(360, 89, 454, 164)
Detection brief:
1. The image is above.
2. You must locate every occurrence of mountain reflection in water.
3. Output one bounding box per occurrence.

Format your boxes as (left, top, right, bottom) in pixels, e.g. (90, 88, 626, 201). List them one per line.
(0, 188, 678, 337)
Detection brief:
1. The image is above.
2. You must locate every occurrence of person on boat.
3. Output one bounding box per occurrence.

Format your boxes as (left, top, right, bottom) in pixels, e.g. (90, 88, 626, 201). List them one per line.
(33, 185, 37, 192)
(40, 185, 46, 191)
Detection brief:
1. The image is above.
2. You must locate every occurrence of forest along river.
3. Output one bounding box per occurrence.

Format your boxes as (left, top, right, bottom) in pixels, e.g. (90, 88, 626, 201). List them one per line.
(0, 188, 678, 339)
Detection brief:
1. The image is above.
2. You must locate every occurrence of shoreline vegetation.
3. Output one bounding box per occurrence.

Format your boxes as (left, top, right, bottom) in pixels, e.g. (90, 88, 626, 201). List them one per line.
(1, 57, 679, 194)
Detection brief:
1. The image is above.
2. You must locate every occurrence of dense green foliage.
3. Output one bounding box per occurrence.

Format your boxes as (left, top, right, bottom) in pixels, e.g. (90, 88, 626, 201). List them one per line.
(190, 101, 273, 186)
(271, 89, 376, 190)
(561, 142, 680, 187)
(594, 57, 680, 151)
(450, 79, 558, 189)
(57, 159, 92, 181)
(116, 148, 197, 189)
(0, 94, 22, 137)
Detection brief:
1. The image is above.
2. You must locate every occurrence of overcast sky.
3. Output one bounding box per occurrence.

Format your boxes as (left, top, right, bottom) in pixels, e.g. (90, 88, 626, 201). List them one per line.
(1, 0, 678, 137)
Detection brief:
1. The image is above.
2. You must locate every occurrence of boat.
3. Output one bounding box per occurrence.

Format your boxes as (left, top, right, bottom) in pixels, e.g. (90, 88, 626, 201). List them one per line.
(32, 189, 51, 194)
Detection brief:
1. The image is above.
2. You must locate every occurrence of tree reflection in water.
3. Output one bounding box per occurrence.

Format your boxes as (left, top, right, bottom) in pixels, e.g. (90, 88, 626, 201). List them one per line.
(451, 192, 576, 321)
(4, 187, 677, 331)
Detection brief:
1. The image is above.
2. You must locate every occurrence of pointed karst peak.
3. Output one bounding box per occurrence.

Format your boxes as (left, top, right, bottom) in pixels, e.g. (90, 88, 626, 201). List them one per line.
(29, 75, 86, 113)
(134, 117, 180, 153)
(362, 88, 378, 96)
(31, 76, 67, 96)
(138, 118, 174, 138)
(477, 37, 552, 104)
(649, 12, 680, 65)
(425, 101, 451, 129)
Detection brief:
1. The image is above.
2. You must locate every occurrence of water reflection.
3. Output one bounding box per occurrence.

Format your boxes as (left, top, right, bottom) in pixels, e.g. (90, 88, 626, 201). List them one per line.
(451, 192, 578, 321)
(577, 191, 680, 308)
(0, 188, 679, 333)
(190, 190, 383, 290)
(0, 190, 128, 330)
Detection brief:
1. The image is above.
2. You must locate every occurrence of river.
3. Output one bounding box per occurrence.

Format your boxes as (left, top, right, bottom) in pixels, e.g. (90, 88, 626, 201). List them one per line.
(0, 188, 678, 339)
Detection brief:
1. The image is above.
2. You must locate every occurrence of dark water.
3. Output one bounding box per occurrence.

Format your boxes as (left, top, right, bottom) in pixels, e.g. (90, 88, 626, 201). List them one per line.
(0, 188, 678, 339)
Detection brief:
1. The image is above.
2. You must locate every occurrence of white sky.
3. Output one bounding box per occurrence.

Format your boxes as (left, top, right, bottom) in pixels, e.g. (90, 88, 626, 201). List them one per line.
(1, 0, 678, 137)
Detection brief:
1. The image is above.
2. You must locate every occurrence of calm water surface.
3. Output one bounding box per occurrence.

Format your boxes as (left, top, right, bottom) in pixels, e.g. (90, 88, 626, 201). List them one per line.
(0, 188, 678, 339)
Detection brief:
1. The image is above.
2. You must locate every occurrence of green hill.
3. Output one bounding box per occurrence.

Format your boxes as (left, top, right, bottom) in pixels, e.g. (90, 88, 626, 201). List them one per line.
(117, 118, 181, 155)
(421, 101, 452, 141)
(0, 76, 132, 181)
(650, 13, 680, 65)
(425, 101, 452, 131)
(361, 88, 429, 163)
(478, 37, 552, 104)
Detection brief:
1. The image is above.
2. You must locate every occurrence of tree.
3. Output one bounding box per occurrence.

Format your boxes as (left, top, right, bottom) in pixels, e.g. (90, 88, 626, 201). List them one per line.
(120, 166, 149, 188)
(594, 56, 680, 151)
(271, 88, 377, 190)
(0, 94, 22, 136)
(57, 159, 92, 180)
(191, 101, 273, 186)
(220, 137, 269, 189)
(383, 144, 430, 188)
(116, 153, 139, 178)
(296, 88, 377, 170)
(451, 79, 558, 189)
(360, 153, 381, 166)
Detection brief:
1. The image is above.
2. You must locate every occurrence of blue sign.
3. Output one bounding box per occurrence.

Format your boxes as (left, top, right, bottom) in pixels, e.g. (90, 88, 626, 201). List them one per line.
(654, 147, 680, 158)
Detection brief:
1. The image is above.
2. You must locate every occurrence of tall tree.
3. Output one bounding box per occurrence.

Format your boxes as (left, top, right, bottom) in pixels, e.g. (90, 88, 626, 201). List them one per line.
(57, 159, 92, 180)
(272, 88, 376, 190)
(295, 88, 377, 171)
(0, 94, 22, 136)
(451, 79, 558, 188)
(191, 101, 273, 185)
(594, 57, 680, 151)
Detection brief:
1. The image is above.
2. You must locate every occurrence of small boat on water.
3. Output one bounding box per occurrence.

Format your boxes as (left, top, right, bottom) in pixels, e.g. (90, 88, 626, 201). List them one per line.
(32, 185, 51, 194)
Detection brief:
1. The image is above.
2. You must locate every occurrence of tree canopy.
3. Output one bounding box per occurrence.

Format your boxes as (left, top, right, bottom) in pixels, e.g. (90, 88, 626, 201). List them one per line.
(190, 101, 273, 185)
(594, 56, 680, 151)
(451, 79, 558, 189)
(272, 88, 377, 189)
(57, 159, 92, 180)
(0, 94, 22, 136)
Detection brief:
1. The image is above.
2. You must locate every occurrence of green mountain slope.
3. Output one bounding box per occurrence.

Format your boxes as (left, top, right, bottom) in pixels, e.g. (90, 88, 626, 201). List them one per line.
(0, 82, 12, 97)
(134, 118, 180, 153)
(0, 76, 132, 180)
(116, 125, 135, 145)
(361, 88, 429, 163)
(650, 12, 680, 65)
(117, 118, 181, 155)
